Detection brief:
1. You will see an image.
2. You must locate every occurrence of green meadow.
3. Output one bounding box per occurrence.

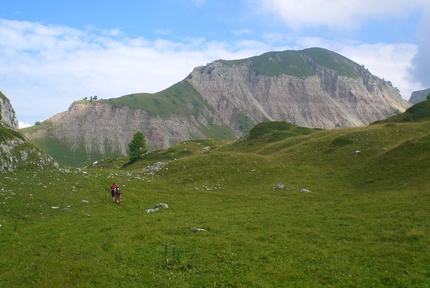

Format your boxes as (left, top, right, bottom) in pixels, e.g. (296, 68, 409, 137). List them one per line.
(2, 107, 430, 286)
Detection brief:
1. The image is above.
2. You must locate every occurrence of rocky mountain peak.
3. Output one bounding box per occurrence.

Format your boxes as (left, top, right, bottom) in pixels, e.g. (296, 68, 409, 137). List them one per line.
(22, 48, 411, 166)
(186, 48, 410, 130)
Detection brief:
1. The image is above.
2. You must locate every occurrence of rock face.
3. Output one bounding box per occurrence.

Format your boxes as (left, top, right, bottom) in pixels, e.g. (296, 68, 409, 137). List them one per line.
(22, 48, 411, 166)
(47, 102, 207, 155)
(0, 92, 19, 130)
(409, 88, 430, 104)
(0, 136, 59, 174)
(186, 49, 410, 131)
(0, 92, 59, 174)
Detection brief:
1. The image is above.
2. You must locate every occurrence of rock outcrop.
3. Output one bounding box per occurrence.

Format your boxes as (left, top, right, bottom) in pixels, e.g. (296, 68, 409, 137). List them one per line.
(48, 102, 207, 155)
(0, 91, 19, 130)
(21, 48, 411, 166)
(0, 91, 59, 174)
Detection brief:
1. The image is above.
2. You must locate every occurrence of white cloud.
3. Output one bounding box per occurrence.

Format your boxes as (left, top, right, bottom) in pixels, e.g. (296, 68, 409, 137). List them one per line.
(262, 32, 295, 46)
(338, 42, 421, 99)
(409, 9, 430, 88)
(193, 0, 206, 6)
(18, 121, 33, 129)
(231, 29, 253, 36)
(294, 36, 421, 98)
(154, 29, 173, 35)
(251, 0, 430, 94)
(0, 19, 271, 124)
(0, 18, 422, 126)
(253, 0, 430, 30)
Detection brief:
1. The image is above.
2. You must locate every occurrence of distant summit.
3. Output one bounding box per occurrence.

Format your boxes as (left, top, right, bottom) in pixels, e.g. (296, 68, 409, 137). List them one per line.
(409, 88, 430, 104)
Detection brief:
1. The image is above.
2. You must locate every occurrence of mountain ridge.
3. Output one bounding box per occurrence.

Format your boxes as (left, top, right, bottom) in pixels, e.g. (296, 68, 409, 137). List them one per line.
(21, 47, 411, 166)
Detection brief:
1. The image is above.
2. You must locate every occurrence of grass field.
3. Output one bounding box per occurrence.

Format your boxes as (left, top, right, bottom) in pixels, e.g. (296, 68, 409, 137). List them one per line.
(2, 116, 430, 287)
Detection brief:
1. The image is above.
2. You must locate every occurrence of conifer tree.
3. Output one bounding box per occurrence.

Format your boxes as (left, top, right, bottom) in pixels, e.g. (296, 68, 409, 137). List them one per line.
(128, 131, 148, 162)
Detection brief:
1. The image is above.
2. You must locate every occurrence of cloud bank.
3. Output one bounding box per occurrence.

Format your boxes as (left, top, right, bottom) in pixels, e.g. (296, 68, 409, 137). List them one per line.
(254, 0, 430, 90)
(0, 18, 270, 126)
(409, 10, 430, 88)
(0, 18, 422, 127)
(254, 0, 429, 29)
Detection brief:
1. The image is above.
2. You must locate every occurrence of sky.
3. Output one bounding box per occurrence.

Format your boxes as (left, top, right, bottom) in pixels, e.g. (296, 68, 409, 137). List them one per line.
(1, 0, 429, 128)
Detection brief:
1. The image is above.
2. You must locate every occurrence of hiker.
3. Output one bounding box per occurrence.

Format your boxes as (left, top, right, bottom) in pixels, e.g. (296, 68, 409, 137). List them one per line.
(115, 186, 121, 205)
(110, 183, 117, 202)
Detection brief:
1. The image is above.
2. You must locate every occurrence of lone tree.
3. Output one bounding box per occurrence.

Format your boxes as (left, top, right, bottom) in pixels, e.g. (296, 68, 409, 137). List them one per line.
(128, 131, 148, 162)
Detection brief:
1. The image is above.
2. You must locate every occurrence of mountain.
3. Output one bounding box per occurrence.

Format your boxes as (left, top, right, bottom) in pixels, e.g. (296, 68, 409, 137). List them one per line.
(0, 91, 59, 174)
(21, 47, 411, 166)
(409, 88, 430, 104)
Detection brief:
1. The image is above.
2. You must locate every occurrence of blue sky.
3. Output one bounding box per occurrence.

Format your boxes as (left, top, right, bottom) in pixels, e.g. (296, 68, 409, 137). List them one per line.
(1, 0, 430, 127)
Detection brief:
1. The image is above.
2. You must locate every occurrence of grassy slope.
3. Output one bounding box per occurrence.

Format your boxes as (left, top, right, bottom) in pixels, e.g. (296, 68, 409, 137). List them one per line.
(301, 47, 360, 78)
(218, 47, 359, 78)
(22, 120, 119, 167)
(2, 112, 430, 286)
(100, 81, 236, 140)
(219, 50, 316, 77)
(0, 123, 25, 142)
(0, 125, 56, 172)
(21, 82, 236, 166)
(373, 99, 430, 124)
(0, 91, 7, 101)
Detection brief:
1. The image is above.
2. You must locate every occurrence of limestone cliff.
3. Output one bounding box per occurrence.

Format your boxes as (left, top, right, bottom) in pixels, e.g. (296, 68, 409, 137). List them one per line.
(47, 102, 208, 155)
(0, 91, 19, 130)
(186, 48, 410, 131)
(0, 91, 59, 174)
(22, 48, 411, 166)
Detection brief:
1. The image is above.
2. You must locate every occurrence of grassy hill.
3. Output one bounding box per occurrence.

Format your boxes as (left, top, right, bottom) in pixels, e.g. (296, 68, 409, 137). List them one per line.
(218, 47, 360, 78)
(100, 81, 209, 117)
(373, 98, 430, 123)
(2, 116, 430, 286)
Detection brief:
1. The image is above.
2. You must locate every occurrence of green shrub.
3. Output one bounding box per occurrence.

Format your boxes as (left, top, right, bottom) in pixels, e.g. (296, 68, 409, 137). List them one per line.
(331, 136, 353, 147)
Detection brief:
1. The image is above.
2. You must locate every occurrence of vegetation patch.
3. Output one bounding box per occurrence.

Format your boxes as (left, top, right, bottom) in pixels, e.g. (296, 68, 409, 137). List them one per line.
(219, 50, 316, 77)
(331, 136, 354, 147)
(0, 91, 7, 101)
(247, 121, 314, 142)
(0, 125, 24, 142)
(302, 47, 360, 78)
(236, 111, 255, 134)
(99, 81, 210, 118)
(373, 99, 430, 124)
